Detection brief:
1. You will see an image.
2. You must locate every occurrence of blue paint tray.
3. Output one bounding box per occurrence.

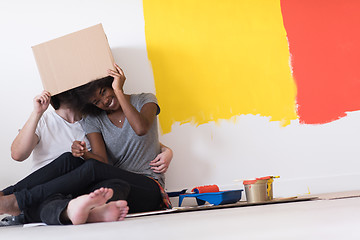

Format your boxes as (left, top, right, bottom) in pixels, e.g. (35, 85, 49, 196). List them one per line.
(178, 190, 243, 207)
(167, 189, 187, 197)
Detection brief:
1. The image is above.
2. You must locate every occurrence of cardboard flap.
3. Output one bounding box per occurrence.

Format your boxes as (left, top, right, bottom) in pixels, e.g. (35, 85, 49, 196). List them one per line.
(32, 24, 115, 95)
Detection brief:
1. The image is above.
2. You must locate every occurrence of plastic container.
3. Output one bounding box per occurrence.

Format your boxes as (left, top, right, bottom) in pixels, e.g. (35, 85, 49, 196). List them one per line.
(178, 190, 243, 207)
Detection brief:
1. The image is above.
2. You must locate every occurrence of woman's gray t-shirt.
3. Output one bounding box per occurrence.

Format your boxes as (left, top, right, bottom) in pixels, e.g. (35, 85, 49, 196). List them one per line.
(80, 93, 164, 187)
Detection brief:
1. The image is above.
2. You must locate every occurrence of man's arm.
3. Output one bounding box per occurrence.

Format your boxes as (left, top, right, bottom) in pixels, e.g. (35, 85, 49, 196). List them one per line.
(11, 91, 50, 161)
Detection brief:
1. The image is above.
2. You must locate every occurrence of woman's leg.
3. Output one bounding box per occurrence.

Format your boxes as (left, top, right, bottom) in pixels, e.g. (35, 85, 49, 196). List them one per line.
(85, 179, 130, 202)
(66, 160, 162, 213)
(2, 152, 84, 195)
(20, 179, 130, 224)
(14, 159, 162, 213)
(40, 188, 114, 225)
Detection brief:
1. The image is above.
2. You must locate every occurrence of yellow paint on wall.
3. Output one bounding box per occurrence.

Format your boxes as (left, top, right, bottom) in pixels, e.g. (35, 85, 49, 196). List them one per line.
(143, 0, 298, 134)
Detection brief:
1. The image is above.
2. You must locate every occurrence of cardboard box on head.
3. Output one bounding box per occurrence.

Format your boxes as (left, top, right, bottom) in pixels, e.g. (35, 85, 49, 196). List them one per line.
(32, 23, 115, 96)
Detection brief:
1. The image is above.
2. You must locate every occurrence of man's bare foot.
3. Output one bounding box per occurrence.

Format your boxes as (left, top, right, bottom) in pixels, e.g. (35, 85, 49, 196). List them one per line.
(87, 200, 129, 223)
(0, 191, 4, 197)
(66, 187, 113, 225)
(0, 194, 20, 216)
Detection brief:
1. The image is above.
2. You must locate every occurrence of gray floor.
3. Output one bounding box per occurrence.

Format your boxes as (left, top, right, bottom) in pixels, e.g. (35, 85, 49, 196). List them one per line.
(1, 196, 360, 240)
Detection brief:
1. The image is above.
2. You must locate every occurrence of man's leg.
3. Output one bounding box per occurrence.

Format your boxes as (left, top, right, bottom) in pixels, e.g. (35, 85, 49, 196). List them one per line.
(4, 159, 161, 214)
(2, 152, 84, 195)
(39, 194, 72, 225)
(0, 194, 20, 216)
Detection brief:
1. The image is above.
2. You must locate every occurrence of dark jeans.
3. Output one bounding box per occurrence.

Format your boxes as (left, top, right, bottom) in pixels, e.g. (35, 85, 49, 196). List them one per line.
(12, 152, 162, 216)
(2, 153, 133, 224)
(38, 178, 131, 225)
(2, 152, 85, 195)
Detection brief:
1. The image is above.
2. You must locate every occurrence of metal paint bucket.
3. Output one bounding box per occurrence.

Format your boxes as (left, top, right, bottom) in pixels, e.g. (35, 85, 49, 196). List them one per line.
(243, 179, 268, 203)
(243, 176, 278, 203)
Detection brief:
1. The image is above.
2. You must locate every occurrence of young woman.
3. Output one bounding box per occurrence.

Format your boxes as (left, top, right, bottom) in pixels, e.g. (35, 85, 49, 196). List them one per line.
(0, 64, 172, 222)
(72, 63, 167, 186)
(70, 63, 171, 211)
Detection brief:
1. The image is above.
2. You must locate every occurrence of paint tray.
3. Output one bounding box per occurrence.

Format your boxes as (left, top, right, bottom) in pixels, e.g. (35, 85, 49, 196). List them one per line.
(178, 190, 243, 207)
(167, 189, 187, 197)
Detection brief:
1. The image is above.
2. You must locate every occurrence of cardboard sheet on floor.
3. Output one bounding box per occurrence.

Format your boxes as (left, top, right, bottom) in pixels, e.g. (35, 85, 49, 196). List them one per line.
(309, 190, 360, 200)
(125, 196, 317, 218)
(32, 23, 115, 96)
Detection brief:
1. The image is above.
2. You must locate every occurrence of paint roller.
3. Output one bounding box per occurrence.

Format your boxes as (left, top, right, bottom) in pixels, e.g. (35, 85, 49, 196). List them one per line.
(178, 184, 241, 206)
(191, 184, 220, 193)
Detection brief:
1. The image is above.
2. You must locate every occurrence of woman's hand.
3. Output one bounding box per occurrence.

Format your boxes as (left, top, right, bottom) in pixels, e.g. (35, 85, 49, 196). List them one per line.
(33, 91, 51, 114)
(108, 63, 126, 92)
(150, 146, 173, 173)
(71, 140, 88, 157)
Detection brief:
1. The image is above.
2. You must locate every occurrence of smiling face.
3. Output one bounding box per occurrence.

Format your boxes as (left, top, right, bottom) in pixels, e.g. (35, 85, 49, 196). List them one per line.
(90, 87, 119, 111)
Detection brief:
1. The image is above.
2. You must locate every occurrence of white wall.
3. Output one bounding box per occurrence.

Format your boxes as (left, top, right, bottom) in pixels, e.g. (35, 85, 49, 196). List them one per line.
(0, 0, 155, 188)
(0, 0, 359, 198)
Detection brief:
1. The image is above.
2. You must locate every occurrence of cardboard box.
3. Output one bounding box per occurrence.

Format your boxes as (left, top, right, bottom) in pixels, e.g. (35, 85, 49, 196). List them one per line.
(32, 23, 115, 95)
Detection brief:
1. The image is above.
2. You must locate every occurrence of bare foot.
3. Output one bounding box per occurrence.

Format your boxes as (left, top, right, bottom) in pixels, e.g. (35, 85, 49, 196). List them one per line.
(0, 194, 20, 216)
(66, 187, 113, 225)
(0, 191, 4, 197)
(87, 200, 129, 223)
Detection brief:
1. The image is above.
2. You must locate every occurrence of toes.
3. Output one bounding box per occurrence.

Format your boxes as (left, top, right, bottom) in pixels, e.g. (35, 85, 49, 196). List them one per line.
(90, 187, 105, 197)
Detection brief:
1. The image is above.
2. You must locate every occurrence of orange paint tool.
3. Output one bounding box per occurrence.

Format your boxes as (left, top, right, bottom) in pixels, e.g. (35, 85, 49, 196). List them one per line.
(191, 185, 220, 194)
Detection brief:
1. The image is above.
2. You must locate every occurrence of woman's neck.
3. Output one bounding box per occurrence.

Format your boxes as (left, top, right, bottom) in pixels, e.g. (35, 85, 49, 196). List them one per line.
(55, 107, 82, 123)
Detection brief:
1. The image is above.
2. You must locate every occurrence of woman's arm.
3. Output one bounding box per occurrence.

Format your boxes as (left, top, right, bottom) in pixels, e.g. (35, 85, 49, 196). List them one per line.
(108, 64, 157, 136)
(71, 132, 108, 164)
(11, 91, 51, 161)
(150, 142, 173, 173)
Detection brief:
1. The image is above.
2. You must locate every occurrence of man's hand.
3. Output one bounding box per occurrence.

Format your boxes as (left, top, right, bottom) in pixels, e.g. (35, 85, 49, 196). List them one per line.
(33, 91, 51, 114)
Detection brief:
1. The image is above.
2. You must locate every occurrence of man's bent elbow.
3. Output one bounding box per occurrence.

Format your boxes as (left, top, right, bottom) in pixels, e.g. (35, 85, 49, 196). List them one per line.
(10, 149, 27, 162)
(11, 153, 26, 162)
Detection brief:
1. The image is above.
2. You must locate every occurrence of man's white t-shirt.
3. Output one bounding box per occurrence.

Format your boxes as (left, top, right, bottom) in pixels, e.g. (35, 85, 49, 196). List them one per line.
(31, 109, 90, 172)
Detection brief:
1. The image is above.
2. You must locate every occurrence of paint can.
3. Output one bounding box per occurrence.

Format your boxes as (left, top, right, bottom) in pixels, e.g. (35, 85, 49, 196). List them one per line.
(257, 176, 274, 200)
(243, 179, 268, 203)
(243, 176, 278, 203)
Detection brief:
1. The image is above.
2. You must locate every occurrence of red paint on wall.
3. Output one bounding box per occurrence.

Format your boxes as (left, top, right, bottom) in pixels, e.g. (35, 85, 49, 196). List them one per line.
(281, 0, 360, 124)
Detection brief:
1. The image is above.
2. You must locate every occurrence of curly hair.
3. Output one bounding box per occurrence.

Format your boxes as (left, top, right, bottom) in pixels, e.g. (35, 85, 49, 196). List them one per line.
(73, 76, 114, 116)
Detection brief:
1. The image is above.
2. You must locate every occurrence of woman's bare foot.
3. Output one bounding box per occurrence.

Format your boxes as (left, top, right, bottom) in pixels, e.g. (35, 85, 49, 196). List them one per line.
(87, 200, 129, 223)
(66, 187, 113, 225)
(0, 194, 20, 216)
